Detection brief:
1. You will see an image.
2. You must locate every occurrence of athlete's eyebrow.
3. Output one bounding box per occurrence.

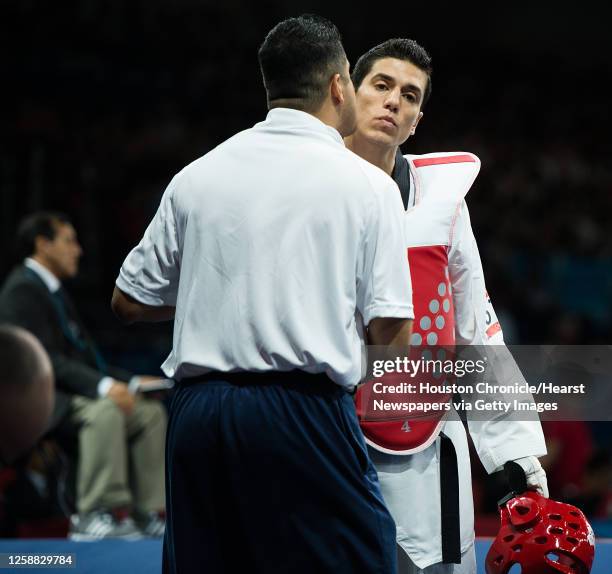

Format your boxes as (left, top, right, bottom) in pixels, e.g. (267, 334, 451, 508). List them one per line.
(372, 73, 423, 98)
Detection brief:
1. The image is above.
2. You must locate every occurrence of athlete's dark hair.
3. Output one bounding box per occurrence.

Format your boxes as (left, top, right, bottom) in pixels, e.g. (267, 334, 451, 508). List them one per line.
(16, 211, 72, 259)
(258, 14, 348, 112)
(352, 38, 433, 105)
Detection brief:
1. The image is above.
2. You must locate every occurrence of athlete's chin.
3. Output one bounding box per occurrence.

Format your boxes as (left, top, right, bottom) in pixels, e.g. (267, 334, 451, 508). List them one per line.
(366, 129, 399, 147)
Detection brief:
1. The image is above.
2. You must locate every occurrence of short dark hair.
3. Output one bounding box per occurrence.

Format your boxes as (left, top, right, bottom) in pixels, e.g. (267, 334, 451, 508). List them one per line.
(258, 14, 347, 112)
(16, 211, 72, 259)
(352, 38, 433, 105)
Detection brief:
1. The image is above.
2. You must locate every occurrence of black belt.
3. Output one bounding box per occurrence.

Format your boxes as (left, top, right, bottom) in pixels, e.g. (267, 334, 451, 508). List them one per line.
(179, 370, 341, 396)
(440, 433, 461, 563)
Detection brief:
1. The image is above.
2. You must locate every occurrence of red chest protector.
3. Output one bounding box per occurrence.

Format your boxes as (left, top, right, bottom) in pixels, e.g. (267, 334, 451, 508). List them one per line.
(356, 153, 480, 454)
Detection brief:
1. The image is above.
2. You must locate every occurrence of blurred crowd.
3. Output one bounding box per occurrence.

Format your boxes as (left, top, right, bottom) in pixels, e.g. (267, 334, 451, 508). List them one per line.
(3, 1, 610, 346)
(1, 0, 610, 535)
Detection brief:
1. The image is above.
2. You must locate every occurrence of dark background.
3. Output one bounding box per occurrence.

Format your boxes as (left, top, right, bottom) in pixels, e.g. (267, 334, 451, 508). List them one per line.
(1, 0, 610, 522)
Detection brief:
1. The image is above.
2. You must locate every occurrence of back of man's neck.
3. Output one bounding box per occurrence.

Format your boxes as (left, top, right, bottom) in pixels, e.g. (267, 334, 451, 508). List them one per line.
(269, 100, 341, 133)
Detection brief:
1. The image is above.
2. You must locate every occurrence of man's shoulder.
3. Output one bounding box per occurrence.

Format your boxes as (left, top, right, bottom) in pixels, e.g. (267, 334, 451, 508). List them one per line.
(0, 266, 49, 301)
(172, 126, 255, 181)
(344, 148, 396, 191)
(405, 152, 481, 204)
(0, 267, 51, 324)
(404, 151, 480, 168)
(2, 265, 39, 290)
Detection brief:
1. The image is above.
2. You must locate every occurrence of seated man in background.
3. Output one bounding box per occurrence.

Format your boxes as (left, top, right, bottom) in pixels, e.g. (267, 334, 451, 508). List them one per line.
(0, 324, 54, 466)
(0, 212, 166, 539)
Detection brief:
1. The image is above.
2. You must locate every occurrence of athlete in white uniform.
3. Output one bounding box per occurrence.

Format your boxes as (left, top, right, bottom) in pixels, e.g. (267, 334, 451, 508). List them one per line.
(345, 39, 549, 574)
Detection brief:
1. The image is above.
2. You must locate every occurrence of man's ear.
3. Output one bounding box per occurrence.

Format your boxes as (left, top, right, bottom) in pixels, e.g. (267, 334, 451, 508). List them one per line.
(34, 235, 51, 256)
(330, 73, 345, 105)
(410, 111, 424, 135)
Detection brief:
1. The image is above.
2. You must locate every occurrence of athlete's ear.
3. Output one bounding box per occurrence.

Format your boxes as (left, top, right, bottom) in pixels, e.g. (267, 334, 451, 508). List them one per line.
(410, 111, 424, 135)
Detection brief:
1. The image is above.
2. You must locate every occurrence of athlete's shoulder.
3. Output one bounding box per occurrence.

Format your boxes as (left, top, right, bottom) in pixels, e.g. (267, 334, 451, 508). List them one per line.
(405, 152, 480, 203)
(404, 151, 480, 168)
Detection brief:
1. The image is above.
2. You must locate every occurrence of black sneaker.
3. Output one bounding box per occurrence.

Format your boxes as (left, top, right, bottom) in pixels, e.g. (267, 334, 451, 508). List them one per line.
(135, 510, 165, 538)
(69, 510, 143, 541)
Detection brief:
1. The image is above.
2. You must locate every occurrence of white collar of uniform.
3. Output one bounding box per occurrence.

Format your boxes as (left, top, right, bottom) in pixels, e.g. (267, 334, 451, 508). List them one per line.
(24, 257, 61, 293)
(261, 108, 345, 146)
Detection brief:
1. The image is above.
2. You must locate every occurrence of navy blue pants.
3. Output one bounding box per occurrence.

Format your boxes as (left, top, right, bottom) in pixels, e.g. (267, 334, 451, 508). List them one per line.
(162, 372, 397, 574)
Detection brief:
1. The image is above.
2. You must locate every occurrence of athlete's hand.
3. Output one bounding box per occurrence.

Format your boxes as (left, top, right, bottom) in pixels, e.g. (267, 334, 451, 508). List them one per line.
(512, 455, 549, 498)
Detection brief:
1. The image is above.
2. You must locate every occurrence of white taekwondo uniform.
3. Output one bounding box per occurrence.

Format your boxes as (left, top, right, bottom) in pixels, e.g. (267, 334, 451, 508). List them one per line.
(367, 152, 547, 572)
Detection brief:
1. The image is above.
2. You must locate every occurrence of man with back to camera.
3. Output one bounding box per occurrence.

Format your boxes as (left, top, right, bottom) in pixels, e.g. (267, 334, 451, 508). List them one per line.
(111, 14, 415, 574)
(0, 212, 167, 539)
(345, 39, 548, 573)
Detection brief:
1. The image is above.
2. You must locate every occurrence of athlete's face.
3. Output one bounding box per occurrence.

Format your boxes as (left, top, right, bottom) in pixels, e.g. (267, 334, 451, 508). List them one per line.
(354, 57, 427, 148)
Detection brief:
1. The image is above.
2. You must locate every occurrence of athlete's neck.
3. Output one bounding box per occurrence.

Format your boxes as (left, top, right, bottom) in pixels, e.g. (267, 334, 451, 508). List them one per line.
(344, 134, 397, 176)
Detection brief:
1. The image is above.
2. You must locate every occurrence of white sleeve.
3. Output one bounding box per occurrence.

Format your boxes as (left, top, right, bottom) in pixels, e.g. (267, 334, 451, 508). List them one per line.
(116, 174, 182, 306)
(449, 201, 501, 347)
(449, 201, 547, 473)
(357, 179, 414, 326)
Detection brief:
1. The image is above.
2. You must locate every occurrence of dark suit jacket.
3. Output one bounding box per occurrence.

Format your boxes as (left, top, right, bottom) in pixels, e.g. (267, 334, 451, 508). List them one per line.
(0, 265, 131, 432)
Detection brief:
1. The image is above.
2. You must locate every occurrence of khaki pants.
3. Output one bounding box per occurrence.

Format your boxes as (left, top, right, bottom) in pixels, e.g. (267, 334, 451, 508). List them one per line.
(69, 395, 166, 514)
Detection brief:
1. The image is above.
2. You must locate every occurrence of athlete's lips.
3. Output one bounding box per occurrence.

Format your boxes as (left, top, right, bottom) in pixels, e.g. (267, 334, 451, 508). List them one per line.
(375, 115, 397, 128)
